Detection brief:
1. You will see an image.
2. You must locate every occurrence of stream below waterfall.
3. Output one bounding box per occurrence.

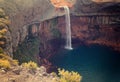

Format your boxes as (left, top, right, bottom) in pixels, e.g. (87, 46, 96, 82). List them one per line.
(50, 45, 120, 82)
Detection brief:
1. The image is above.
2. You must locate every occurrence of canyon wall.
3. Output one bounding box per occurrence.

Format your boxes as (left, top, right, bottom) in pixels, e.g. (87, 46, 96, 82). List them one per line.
(28, 15, 119, 72)
(0, 0, 119, 70)
(0, 0, 60, 56)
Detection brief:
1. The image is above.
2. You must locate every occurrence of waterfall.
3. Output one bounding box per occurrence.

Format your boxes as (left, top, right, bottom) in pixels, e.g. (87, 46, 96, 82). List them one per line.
(63, 6, 73, 50)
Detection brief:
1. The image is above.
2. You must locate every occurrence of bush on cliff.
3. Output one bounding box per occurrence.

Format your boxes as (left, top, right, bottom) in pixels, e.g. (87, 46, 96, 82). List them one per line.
(22, 61, 38, 70)
(0, 53, 18, 70)
(0, 8, 10, 49)
(50, 18, 61, 38)
(13, 36, 39, 64)
(0, 8, 18, 70)
(58, 69, 82, 82)
(0, 59, 10, 69)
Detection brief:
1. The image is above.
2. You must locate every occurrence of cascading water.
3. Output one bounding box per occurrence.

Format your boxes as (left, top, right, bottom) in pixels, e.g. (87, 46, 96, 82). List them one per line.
(63, 6, 73, 50)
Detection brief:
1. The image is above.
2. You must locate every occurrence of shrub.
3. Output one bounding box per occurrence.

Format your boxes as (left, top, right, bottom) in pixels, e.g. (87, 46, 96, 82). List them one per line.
(58, 69, 82, 82)
(22, 61, 38, 70)
(0, 53, 10, 60)
(0, 8, 10, 50)
(12, 60, 19, 66)
(0, 53, 19, 69)
(0, 28, 7, 35)
(0, 8, 5, 17)
(0, 8, 18, 70)
(0, 48, 4, 53)
(51, 28, 61, 38)
(13, 36, 39, 64)
(0, 59, 11, 69)
(51, 72, 57, 77)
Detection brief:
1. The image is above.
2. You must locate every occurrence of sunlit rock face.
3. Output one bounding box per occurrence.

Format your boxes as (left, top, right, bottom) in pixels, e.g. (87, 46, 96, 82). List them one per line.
(50, 0, 75, 8)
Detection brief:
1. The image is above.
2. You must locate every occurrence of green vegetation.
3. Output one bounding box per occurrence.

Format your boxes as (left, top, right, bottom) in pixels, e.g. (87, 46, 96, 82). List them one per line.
(22, 61, 38, 70)
(13, 36, 40, 64)
(58, 69, 82, 82)
(0, 8, 6, 18)
(50, 18, 61, 38)
(0, 8, 10, 49)
(50, 18, 58, 28)
(0, 58, 10, 69)
(0, 49, 18, 70)
(0, 8, 18, 70)
(51, 28, 61, 38)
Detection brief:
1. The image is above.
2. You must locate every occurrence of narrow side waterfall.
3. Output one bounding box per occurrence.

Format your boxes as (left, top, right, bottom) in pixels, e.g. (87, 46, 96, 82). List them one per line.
(63, 6, 73, 50)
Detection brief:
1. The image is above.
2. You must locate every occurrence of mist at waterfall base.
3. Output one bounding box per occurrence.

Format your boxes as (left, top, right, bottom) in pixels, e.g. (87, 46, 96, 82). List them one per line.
(50, 45, 120, 82)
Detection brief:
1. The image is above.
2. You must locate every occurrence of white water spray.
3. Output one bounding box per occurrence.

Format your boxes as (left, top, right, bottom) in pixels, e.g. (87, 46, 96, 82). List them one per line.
(63, 6, 73, 50)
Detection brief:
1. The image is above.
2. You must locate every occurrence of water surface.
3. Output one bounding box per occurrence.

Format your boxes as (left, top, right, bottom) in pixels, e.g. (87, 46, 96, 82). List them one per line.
(50, 45, 120, 82)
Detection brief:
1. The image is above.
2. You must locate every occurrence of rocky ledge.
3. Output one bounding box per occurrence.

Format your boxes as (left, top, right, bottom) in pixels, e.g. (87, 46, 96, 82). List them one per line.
(0, 66, 59, 82)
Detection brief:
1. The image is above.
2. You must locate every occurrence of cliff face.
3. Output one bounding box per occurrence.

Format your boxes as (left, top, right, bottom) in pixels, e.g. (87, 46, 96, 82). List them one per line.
(0, 0, 120, 71)
(41, 14, 120, 57)
(0, 0, 119, 55)
(34, 15, 120, 72)
(0, 0, 66, 55)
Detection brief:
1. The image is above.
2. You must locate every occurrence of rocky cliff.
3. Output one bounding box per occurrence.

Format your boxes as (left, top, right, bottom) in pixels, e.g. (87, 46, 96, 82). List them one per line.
(0, 0, 66, 56)
(37, 15, 120, 72)
(0, 0, 120, 71)
(0, 0, 119, 54)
